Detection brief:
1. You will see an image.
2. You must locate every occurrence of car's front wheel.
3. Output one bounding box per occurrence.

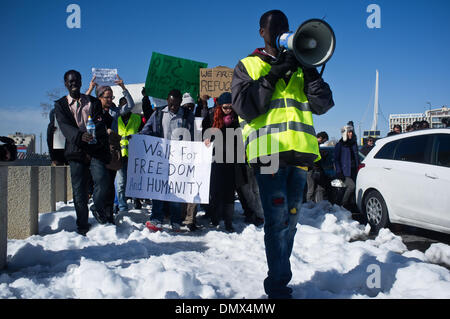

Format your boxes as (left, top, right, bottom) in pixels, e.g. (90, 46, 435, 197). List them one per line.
(363, 190, 390, 233)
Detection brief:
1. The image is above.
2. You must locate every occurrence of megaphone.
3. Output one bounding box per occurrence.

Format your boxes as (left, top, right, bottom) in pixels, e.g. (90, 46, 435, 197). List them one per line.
(276, 19, 336, 68)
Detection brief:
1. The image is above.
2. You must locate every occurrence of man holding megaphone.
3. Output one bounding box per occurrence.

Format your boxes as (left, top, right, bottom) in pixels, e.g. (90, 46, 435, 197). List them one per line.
(231, 10, 335, 299)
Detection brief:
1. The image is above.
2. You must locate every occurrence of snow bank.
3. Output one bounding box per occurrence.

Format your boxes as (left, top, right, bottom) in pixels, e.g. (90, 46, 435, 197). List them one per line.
(1, 200, 449, 299)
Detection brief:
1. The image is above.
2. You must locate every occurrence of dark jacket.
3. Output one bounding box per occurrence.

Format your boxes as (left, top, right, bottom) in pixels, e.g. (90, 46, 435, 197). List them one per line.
(142, 96, 154, 122)
(334, 137, 360, 178)
(231, 48, 334, 167)
(194, 102, 209, 118)
(54, 94, 111, 164)
(202, 107, 248, 190)
(360, 144, 374, 156)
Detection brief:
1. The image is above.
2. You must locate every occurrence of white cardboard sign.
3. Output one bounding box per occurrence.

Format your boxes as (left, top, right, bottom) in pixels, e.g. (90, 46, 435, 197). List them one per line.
(125, 134, 213, 204)
(92, 68, 118, 86)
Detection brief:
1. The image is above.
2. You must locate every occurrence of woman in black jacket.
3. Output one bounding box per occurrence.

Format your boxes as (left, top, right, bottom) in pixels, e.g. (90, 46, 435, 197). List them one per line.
(202, 92, 247, 232)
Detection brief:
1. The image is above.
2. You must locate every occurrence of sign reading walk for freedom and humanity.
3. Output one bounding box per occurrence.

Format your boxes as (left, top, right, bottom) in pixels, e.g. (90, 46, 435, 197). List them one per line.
(125, 135, 213, 204)
(145, 52, 208, 100)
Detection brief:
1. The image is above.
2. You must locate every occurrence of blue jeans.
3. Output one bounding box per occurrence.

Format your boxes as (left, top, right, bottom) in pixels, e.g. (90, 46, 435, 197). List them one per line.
(255, 166, 307, 299)
(151, 200, 182, 226)
(69, 158, 110, 230)
(116, 157, 128, 212)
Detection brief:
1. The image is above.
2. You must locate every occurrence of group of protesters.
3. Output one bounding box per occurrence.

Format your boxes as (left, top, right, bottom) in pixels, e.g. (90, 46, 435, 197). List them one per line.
(49, 70, 264, 235)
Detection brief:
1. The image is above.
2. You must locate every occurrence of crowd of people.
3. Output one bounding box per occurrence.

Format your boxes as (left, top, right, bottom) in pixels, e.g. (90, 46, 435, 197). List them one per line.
(39, 8, 449, 300)
(48, 70, 267, 236)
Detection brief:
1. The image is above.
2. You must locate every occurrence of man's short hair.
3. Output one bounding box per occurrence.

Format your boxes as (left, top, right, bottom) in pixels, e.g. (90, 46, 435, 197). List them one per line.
(317, 131, 329, 141)
(167, 89, 182, 99)
(259, 10, 288, 29)
(64, 70, 81, 82)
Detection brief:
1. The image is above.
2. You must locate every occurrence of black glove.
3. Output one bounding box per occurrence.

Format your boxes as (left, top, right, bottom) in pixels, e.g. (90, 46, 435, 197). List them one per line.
(302, 67, 320, 83)
(266, 51, 299, 86)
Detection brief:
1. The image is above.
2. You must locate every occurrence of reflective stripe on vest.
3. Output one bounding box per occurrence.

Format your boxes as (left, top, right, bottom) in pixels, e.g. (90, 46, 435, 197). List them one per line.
(239, 56, 320, 164)
(118, 113, 141, 157)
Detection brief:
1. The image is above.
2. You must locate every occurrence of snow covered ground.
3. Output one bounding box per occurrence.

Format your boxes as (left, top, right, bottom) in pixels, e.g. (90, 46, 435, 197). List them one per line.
(1, 200, 449, 299)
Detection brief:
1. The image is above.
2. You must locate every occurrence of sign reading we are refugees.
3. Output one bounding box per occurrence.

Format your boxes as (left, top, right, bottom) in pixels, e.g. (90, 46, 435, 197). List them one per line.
(199, 66, 234, 98)
(145, 52, 207, 100)
(125, 134, 213, 204)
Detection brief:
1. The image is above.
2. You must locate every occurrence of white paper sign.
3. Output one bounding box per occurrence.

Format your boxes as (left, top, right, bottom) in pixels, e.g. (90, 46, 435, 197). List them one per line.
(53, 115, 66, 149)
(92, 68, 118, 86)
(194, 117, 203, 141)
(125, 134, 213, 204)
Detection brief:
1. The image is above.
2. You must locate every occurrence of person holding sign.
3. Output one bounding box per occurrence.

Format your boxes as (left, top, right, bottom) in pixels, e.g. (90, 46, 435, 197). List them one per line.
(231, 10, 334, 298)
(141, 89, 195, 232)
(86, 74, 136, 133)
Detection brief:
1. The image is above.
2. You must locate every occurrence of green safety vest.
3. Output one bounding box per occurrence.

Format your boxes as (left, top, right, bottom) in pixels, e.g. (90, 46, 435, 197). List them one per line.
(239, 56, 320, 165)
(118, 113, 141, 157)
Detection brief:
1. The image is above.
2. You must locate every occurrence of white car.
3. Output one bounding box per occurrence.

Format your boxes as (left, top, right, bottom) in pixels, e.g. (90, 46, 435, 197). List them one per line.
(356, 128, 450, 234)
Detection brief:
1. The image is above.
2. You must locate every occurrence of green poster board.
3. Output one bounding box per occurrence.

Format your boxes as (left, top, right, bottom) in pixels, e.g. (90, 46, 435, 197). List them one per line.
(145, 52, 208, 100)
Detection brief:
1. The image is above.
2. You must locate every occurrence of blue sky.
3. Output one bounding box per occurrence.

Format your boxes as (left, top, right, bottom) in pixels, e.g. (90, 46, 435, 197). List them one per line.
(1, 0, 450, 152)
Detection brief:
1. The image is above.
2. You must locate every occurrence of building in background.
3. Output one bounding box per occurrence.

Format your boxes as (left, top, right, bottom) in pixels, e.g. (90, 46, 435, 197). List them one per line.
(426, 106, 449, 128)
(389, 106, 449, 132)
(8, 132, 36, 159)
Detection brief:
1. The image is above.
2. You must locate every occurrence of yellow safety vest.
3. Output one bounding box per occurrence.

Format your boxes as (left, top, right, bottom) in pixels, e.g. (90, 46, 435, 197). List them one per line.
(118, 113, 141, 157)
(239, 56, 320, 166)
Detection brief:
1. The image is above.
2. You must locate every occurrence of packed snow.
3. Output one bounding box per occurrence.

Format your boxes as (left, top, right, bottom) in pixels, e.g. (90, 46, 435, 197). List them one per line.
(1, 200, 449, 299)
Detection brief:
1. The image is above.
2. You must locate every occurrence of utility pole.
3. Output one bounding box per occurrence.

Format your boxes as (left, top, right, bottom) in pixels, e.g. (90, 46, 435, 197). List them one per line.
(426, 102, 432, 127)
(40, 132, 42, 154)
(370, 70, 379, 132)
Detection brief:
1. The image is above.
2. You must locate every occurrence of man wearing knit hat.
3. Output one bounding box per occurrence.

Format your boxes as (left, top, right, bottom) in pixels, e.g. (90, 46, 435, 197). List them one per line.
(181, 92, 196, 112)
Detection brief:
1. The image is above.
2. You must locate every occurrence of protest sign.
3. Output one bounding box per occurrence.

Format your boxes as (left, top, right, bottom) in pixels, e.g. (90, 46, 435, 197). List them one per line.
(92, 68, 118, 86)
(125, 134, 213, 204)
(199, 66, 234, 98)
(194, 117, 203, 140)
(145, 52, 207, 100)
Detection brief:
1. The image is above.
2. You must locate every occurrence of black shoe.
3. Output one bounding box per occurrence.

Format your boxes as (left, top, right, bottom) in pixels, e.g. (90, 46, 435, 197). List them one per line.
(76, 223, 91, 236)
(91, 208, 108, 225)
(134, 199, 142, 209)
(187, 224, 198, 232)
(107, 214, 115, 225)
(225, 225, 235, 233)
(208, 221, 219, 229)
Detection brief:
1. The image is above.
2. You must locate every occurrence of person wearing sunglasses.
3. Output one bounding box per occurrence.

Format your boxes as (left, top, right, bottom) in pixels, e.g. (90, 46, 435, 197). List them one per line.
(202, 92, 248, 233)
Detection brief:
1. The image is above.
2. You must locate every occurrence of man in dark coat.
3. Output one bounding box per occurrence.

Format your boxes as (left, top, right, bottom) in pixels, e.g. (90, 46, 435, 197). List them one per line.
(141, 89, 195, 232)
(360, 137, 375, 156)
(54, 70, 111, 235)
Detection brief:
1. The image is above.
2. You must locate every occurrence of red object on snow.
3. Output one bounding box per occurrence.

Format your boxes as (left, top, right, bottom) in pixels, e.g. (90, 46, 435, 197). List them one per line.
(145, 221, 162, 232)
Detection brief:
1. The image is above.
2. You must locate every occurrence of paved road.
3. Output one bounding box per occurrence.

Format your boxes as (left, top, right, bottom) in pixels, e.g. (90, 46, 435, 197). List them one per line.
(352, 213, 450, 253)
